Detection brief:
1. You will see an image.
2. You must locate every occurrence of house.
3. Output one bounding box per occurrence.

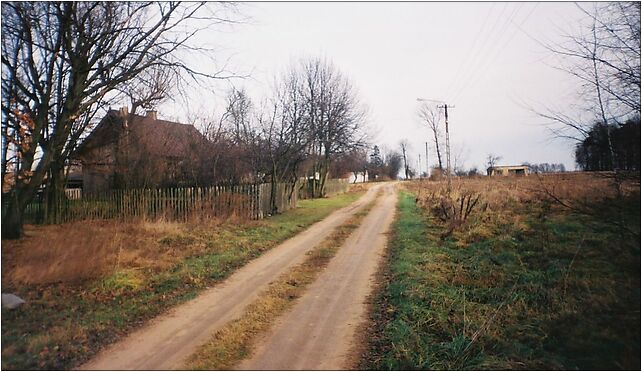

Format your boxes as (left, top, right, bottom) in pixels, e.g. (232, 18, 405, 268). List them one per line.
(65, 163, 83, 189)
(486, 165, 529, 176)
(74, 108, 210, 194)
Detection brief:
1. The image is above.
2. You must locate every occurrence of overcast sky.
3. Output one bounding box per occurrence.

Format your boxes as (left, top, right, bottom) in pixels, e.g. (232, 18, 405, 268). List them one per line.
(169, 2, 591, 173)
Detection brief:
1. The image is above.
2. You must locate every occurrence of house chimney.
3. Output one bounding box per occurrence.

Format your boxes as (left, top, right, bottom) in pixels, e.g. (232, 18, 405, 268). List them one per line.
(146, 110, 157, 120)
(119, 106, 129, 128)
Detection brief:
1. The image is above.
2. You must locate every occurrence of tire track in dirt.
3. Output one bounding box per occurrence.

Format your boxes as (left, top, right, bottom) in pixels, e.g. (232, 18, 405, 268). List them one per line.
(236, 183, 398, 370)
(80, 184, 384, 370)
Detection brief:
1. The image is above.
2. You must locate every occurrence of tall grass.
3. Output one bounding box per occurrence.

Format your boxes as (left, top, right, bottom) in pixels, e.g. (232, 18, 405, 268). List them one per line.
(1, 191, 364, 370)
(362, 175, 640, 370)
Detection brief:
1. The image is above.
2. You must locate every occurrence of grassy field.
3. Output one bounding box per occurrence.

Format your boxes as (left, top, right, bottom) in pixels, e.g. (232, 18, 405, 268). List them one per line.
(1, 190, 364, 370)
(361, 174, 640, 370)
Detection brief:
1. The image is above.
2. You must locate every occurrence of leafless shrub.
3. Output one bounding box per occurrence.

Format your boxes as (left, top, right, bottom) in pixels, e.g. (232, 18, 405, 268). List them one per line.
(429, 167, 444, 181)
(420, 186, 485, 240)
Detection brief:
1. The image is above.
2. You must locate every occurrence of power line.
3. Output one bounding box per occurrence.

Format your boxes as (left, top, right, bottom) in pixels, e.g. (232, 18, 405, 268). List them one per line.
(454, 4, 529, 100)
(438, 103, 455, 192)
(444, 3, 496, 100)
(446, 3, 512, 101)
(449, 3, 523, 102)
(452, 3, 539, 103)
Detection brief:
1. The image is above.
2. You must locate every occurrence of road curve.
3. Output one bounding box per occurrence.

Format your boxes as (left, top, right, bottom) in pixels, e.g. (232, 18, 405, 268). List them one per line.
(80, 184, 383, 370)
(237, 183, 398, 370)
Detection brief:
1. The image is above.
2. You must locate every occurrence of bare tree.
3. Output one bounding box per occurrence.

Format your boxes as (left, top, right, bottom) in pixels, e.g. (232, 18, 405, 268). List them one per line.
(256, 92, 309, 214)
(190, 110, 227, 184)
(273, 67, 315, 203)
(399, 139, 411, 180)
(333, 148, 368, 183)
(226, 88, 256, 147)
(121, 66, 178, 116)
(541, 3, 640, 147)
(300, 58, 368, 197)
(486, 154, 502, 170)
(384, 150, 403, 180)
(223, 88, 263, 183)
(220, 72, 312, 213)
(215, 58, 368, 208)
(418, 102, 444, 170)
(1, 2, 240, 238)
(451, 142, 469, 177)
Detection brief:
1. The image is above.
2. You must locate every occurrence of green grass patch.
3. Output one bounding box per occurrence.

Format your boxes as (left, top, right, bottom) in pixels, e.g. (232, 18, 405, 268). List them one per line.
(1, 191, 364, 370)
(361, 191, 640, 370)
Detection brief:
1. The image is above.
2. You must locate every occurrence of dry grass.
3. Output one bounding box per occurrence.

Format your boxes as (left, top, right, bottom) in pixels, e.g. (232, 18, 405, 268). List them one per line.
(412, 172, 637, 207)
(184, 195, 380, 370)
(363, 173, 640, 370)
(1, 219, 225, 286)
(409, 172, 640, 246)
(1, 191, 365, 370)
(347, 182, 374, 193)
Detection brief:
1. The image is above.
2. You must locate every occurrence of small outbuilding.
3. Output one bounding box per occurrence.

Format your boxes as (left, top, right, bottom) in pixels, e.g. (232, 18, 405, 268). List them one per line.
(486, 165, 529, 177)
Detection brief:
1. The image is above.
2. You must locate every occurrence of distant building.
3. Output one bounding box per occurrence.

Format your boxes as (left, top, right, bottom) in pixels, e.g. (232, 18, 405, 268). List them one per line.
(343, 171, 368, 183)
(74, 108, 210, 194)
(486, 165, 529, 176)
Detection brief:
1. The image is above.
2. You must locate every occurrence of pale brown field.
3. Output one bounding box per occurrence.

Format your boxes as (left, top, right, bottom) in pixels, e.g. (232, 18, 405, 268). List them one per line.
(1, 218, 233, 286)
(408, 172, 640, 245)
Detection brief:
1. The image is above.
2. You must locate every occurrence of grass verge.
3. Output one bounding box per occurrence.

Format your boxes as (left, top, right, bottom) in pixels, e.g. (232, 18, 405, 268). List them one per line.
(1, 191, 364, 370)
(361, 189, 640, 370)
(184, 195, 380, 370)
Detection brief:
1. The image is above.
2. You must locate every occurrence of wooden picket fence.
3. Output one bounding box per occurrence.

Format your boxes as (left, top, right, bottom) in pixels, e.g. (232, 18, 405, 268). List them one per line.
(15, 183, 298, 225)
(323, 178, 350, 196)
(298, 178, 350, 200)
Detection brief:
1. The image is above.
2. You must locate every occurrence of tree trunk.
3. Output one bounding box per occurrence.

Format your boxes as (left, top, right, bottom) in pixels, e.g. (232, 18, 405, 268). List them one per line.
(318, 155, 330, 197)
(2, 193, 25, 239)
(287, 170, 298, 204)
(1, 125, 8, 191)
(319, 173, 327, 197)
(2, 145, 51, 238)
(310, 166, 317, 199)
(434, 132, 443, 170)
(270, 164, 278, 215)
(45, 161, 66, 224)
(402, 148, 409, 180)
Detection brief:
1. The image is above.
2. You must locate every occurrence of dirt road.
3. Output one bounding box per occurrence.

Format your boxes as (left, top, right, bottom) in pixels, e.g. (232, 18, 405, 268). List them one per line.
(80, 184, 383, 370)
(237, 183, 398, 370)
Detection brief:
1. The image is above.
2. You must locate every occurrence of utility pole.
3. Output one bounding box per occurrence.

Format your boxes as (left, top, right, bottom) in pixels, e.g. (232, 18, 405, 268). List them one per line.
(437, 104, 454, 193)
(425, 141, 429, 178)
(416, 98, 454, 189)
